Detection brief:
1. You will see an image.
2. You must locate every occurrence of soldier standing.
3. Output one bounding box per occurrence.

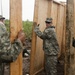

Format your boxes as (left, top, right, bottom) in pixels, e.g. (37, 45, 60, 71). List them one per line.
(34, 18, 59, 75)
(0, 15, 25, 75)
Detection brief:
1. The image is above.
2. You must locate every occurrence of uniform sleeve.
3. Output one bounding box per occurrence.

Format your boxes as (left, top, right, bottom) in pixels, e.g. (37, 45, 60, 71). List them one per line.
(34, 26, 47, 39)
(0, 31, 23, 62)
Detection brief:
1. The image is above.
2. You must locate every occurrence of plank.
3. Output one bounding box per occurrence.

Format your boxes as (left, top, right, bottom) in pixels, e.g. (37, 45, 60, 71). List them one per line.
(65, 0, 75, 75)
(10, 0, 22, 75)
(30, 0, 48, 75)
(47, 0, 53, 17)
(30, 0, 39, 75)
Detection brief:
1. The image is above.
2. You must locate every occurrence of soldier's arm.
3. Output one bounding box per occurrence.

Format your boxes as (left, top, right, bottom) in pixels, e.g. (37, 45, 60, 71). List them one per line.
(34, 26, 47, 39)
(0, 32, 23, 62)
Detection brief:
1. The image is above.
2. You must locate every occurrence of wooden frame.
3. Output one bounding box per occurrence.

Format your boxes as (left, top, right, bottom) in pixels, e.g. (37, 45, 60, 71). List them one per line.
(30, 0, 66, 75)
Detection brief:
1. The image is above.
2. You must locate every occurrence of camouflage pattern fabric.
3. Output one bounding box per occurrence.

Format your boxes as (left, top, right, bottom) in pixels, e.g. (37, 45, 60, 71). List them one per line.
(34, 25, 59, 55)
(0, 21, 23, 75)
(45, 55, 57, 75)
(34, 25, 59, 75)
(0, 63, 5, 75)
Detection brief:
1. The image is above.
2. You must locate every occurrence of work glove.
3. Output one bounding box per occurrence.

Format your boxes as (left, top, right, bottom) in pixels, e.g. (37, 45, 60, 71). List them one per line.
(33, 22, 40, 31)
(33, 22, 40, 27)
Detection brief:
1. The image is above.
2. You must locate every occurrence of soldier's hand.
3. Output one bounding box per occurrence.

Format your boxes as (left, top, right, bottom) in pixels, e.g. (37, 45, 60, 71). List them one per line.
(33, 22, 37, 27)
(18, 30, 25, 44)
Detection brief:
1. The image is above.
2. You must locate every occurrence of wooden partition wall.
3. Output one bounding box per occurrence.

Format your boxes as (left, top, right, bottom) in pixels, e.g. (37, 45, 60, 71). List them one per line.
(30, 0, 66, 75)
(10, 0, 22, 75)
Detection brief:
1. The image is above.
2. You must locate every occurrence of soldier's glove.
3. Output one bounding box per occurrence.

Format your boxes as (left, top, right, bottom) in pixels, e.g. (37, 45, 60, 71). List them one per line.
(33, 22, 37, 27)
(33, 22, 40, 27)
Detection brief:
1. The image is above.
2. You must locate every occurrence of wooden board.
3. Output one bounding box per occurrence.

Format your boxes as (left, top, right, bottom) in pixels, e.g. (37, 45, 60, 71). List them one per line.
(30, 0, 39, 75)
(51, 3, 58, 27)
(10, 0, 22, 75)
(65, 0, 75, 75)
(62, 5, 66, 57)
(33, 0, 48, 73)
(30, 0, 48, 75)
(56, 5, 65, 57)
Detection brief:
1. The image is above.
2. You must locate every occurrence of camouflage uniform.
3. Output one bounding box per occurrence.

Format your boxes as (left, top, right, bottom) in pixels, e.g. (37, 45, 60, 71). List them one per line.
(34, 25, 59, 75)
(0, 21, 23, 75)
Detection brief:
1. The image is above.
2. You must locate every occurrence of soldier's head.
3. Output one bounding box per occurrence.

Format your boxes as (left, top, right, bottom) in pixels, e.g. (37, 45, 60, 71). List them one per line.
(45, 18, 53, 28)
(0, 15, 5, 23)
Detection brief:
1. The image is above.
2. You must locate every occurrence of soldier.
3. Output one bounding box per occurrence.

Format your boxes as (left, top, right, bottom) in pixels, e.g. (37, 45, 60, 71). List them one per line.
(0, 15, 25, 75)
(34, 18, 59, 75)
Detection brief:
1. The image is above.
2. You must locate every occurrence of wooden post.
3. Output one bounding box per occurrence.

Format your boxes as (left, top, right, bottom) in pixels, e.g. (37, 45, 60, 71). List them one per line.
(30, 0, 39, 75)
(10, 0, 22, 75)
(65, 0, 75, 75)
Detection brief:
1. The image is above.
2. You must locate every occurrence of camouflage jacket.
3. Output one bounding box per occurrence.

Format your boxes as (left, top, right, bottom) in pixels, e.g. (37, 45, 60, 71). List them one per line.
(34, 25, 59, 55)
(0, 21, 23, 75)
(0, 22, 23, 61)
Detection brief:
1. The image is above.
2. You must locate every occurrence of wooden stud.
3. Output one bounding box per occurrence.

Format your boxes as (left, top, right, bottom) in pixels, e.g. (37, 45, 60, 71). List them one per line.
(47, 0, 53, 17)
(10, 0, 22, 75)
(30, 0, 39, 75)
(65, 0, 75, 75)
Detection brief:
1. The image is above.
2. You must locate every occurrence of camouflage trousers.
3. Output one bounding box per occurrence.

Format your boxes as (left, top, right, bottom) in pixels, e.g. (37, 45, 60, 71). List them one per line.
(45, 55, 57, 75)
(0, 62, 4, 75)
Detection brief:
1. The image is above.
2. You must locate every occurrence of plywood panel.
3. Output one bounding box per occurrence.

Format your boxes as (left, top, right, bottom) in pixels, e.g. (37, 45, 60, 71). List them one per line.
(47, 0, 53, 17)
(35, 0, 48, 71)
(30, 0, 66, 75)
(34, 0, 48, 73)
(56, 5, 65, 57)
(51, 3, 58, 27)
(10, 0, 22, 75)
(30, 0, 48, 75)
(62, 5, 66, 56)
